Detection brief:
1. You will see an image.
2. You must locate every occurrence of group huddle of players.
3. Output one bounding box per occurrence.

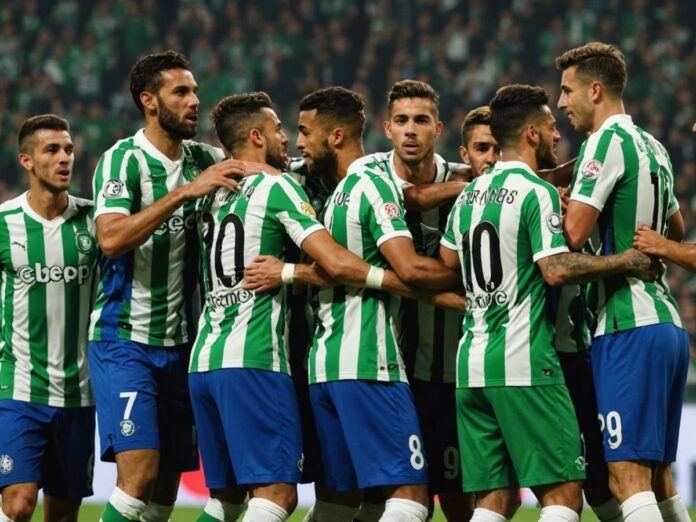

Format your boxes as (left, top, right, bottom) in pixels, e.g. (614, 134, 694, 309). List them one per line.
(0, 41, 693, 522)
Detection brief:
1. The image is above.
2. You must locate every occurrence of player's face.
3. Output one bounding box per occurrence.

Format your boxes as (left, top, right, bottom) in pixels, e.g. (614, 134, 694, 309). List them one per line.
(154, 68, 199, 140)
(535, 107, 560, 170)
(385, 97, 443, 167)
(558, 66, 594, 134)
(296, 109, 338, 176)
(20, 130, 74, 193)
(262, 108, 289, 171)
(459, 124, 501, 178)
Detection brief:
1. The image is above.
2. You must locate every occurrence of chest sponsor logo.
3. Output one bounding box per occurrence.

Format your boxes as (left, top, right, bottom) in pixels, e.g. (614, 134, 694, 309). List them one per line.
(154, 213, 197, 235)
(546, 212, 563, 234)
(205, 288, 254, 308)
(76, 231, 96, 254)
(103, 179, 125, 199)
(581, 159, 602, 180)
(17, 263, 91, 285)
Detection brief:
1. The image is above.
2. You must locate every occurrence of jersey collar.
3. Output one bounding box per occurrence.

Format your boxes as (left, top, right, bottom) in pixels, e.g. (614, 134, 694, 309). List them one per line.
(20, 191, 77, 227)
(492, 160, 536, 176)
(134, 129, 185, 170)
(597, 114, 633, 132)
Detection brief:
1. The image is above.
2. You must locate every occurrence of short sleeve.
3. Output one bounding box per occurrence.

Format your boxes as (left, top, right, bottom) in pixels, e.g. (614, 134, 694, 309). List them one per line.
(440, 192, 464, 251)
(93, 148, 141, 218)
(269, 175, 324, 248)
(358, 175, 412, 247)
(570, 130, 624, 212)
(522, 184, 569, 262)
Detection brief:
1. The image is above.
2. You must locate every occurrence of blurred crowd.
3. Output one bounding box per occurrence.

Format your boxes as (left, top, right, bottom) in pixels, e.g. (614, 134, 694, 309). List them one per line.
(1, 0, 695, 370)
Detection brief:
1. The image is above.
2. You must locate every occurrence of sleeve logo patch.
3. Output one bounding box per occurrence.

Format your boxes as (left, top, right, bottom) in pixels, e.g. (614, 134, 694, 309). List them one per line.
(299, 201, 316, 217)
(381, 202, 401, 220)
(581, 159, 602, 180)
(546, 212, 563, 234)
(103, 179, 125, 199)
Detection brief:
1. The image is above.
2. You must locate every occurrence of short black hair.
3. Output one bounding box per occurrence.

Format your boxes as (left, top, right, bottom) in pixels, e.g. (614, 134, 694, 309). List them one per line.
(299, 86, 366, 138)
(387, 80, 439, 116)
(211, 92, 274, 155)
(460, 106, 491, 146)
(555, 42, 627, 98)
(18, 114, 70, 153)
(489, 84, 549, 147)
(129, 50, 192, 114)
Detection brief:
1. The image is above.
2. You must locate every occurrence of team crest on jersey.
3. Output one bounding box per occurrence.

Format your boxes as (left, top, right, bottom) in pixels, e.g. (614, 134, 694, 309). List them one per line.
(103, 179, 125, 198)
(76, 231, 95, 254)
(0, 454, 13, 474)
(546, 212, 563, 234)
(299, 202, 316, 217)
(381, 202, 401, 220)
(581, 159, 602, 180)
(120, 419, 136, 437)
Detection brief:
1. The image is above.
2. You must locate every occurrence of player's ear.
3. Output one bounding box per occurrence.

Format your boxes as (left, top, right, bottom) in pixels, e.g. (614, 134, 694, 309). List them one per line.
(525, 124, 539, 147)
(18, 152, 33, 173)
(589, 81, 602, 103)
(140, 91, 157, 114)
(434, 120, 444, 138)
(329, 127, 345, 147)
(383, 120, 392, 139)
(459, 145, 469, 164)
(249, 128, 264, 148)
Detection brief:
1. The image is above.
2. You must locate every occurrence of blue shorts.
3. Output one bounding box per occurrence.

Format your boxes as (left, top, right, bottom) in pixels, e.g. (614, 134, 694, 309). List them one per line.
(412, 379, 461, 493)
(189, 368, 303, 488)
(309, 380, 429, 492)
(0, 400, 95, 499)
(558, 351, 609, 494)
(87, 340, 198, 472)
(590, 323, 689, 463)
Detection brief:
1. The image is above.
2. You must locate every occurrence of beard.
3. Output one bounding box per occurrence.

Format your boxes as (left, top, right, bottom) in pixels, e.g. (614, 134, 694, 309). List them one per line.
(536, 139, 558, 170)
(265, 142, 288, 171)
(157, 98, 197, 140)
(306, 140, 339, 179)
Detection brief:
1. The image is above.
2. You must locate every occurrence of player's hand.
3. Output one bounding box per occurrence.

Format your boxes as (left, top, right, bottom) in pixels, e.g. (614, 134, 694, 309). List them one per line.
(424, 289, 467, 312)
(621, 247, 660, 281)
(243, 255, 284, 292)
(633, 226, 668, 257)
(558, 187, 570, 216)
(181, 158, 249, 200)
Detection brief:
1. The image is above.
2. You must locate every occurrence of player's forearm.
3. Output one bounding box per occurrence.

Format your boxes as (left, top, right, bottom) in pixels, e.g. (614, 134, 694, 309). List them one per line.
(395, 255, 460, 290)
(294, 263, 337, 287)
(658, 241, 696, 272)
(97, 188, 188, 258)
(538, 157, 576, 188)
(542, 251, 639, 286)
(403, 182, 467, 212)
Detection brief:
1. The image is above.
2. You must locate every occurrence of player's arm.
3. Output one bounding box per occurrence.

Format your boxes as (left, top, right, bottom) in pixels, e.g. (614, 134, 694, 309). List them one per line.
(538, 157, 576, 188)
(634, 224, 696, 272)
(379, 236, 460, 289)
(563, 200, 600, 251)
(536, 249, 656, 287)
(96, 158, 246, 258)
(403, 181, 468, 212)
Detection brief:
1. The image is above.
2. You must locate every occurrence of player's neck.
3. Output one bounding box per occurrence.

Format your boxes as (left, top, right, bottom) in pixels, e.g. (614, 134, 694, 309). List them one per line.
(392, 151, 436, 185)
(143, 124, 183, 161)
(591, 100, 626, 133)
(232, 146, 266, 167)
(26, 186, 69, 220)
(336, 141, 365, 180)
(501, 148, 538, 173)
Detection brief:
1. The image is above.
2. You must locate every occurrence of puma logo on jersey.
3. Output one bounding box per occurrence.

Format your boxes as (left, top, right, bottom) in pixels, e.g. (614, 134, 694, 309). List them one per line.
(16, 263, 92, 285)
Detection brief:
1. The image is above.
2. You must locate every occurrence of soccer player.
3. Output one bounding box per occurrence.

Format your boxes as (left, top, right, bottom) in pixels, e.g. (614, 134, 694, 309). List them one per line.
(459, 106, 501, 178)
(347, 79, 473, 521)
(440, 84, 658, 522)
(0, 115, 97, 522)
(556, 43, 690, 522)
(459, 104, 617, 521)
(88, 51, 253, 522)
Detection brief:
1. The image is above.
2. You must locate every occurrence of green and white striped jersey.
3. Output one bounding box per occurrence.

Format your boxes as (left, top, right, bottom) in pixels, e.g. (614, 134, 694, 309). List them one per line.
(0, 193, 97, 407)
(189, 173, 324, 374)
(441, 161, 569, 388)
(89, 130, 224, 347)
(309, 161, 412, 384)
(350, 151, 462, 383)
(570, 114, 682, 336)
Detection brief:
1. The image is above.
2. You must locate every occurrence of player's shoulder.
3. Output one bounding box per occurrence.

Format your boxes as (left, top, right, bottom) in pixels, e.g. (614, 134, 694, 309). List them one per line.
(0, 192, 26, 218)
(68, 194, 94, 211)
(182, 139, 226, 165)
(347, 152, 391, 177)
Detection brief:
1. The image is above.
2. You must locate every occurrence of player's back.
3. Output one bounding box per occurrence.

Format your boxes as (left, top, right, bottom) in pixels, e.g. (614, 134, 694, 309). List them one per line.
(571, 114, 681, 335)
(442, 160, 568, 388)
(190, 173, 323, 374)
